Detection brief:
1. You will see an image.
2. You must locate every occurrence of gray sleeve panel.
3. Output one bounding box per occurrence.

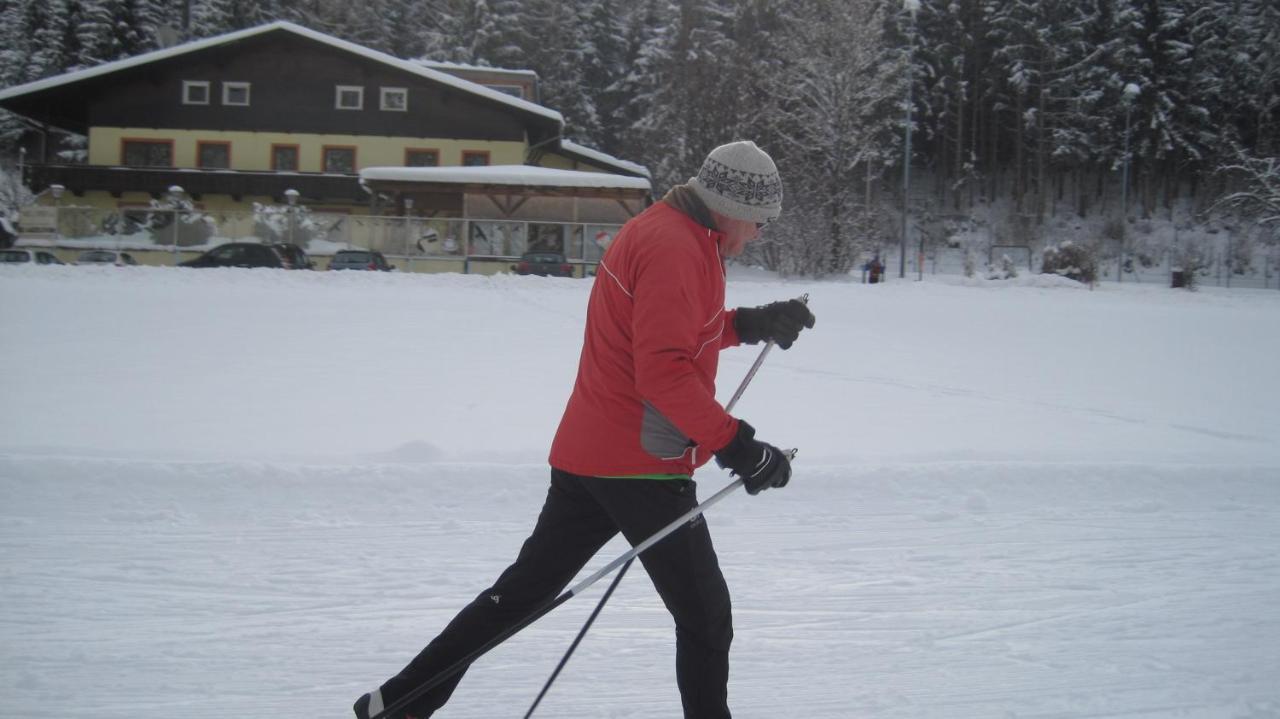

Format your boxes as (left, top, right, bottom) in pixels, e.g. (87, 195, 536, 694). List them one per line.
(640, 401, 695, 461)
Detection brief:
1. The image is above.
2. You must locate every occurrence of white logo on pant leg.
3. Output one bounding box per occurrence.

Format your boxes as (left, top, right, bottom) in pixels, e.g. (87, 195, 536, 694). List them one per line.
(490, 594, 501, 604)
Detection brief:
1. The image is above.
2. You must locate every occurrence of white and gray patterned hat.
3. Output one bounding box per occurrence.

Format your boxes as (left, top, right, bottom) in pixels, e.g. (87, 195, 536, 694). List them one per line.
(688, 141, 783, 224)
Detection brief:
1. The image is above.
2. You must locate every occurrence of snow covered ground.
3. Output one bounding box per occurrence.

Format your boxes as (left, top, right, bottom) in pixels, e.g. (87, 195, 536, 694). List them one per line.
(2, 265, 1278, 718)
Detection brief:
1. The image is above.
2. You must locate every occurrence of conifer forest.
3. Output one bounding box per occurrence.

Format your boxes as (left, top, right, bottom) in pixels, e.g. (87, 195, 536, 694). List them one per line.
(2, 0, 1277, 276)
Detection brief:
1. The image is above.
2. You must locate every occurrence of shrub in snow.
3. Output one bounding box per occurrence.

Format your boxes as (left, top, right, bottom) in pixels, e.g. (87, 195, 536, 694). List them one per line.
(1041, 241, 1097, 284)
(1171, 246, 1205, 291)
(1228, 230, 1255, 276)
(0, 161, 33, 218)
(1102, 217, 1124, 242)
(253, 202, 322, 247)
(146, 196, 214, 247)
(986, 253, 1019, 280)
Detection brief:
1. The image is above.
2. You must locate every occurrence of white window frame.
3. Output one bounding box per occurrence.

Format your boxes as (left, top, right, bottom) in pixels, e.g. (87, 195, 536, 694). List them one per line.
(182, 80, 210, 105)
(489, 84, 525, 99)
(222, 81, 251, 106)
(380, 87, 408, 111)
(336, 85, 364, 110)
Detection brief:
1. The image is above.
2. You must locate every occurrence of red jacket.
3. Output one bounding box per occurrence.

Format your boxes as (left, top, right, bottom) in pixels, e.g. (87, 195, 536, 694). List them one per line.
(549, 201, 742, 478)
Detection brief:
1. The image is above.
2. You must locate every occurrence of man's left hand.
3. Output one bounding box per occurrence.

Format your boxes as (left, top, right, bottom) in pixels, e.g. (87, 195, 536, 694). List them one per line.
(734, 299, 816, 349)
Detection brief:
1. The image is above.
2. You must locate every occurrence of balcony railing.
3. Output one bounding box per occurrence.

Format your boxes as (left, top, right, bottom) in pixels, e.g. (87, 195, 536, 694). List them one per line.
(24, 163, 367, 203)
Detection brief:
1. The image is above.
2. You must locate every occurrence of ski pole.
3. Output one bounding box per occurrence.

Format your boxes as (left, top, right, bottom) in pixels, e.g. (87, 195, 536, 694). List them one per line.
(375, 296, 808, 719)
(370, 474, 755, 719)
(524, 294, 808, 717)
(522, 337, 782, 718)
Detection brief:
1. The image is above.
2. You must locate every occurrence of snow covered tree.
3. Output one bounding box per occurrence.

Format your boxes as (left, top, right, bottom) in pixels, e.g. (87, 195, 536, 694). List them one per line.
(1216, 149, 1280, 227)
(577, 0, 629, 152)
(77, 0, 163, 63)
(610, 0, 669, 163)
(752, 0, 899, 276)
(520, 0, 601, 143)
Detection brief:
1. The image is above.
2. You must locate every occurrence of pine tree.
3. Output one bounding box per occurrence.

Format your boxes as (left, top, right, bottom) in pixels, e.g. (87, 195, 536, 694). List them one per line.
(579, 0, 629, 152)
(521, 0, 601, 143)
(629, 0, 743, 189)
(611, 0, 669, 164)
(757, 0, 898, 276)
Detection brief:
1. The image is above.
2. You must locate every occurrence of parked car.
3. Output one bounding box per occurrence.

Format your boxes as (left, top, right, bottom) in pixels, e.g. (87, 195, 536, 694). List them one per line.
(0, 248, 65, 265)
(512, 252, 573, 277)
(76, 249, 139, 266)
(328, 249, 394, 271)
(272, 243, 315, 270)
(179, 242, 286, 269)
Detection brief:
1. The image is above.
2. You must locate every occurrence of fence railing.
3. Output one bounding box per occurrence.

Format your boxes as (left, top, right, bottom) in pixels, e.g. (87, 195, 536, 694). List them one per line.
(22, 205, 1280, 289)
(877, 245, 1280, 289)
(29, 206, 622, 266)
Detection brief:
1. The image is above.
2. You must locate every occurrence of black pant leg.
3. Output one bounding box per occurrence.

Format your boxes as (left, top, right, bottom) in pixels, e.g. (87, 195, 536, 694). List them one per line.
(581, 476, 733, 719)
(380, 470, 618, 716)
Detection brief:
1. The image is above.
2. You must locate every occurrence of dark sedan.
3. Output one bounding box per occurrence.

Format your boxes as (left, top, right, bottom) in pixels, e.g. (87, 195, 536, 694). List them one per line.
(512, 252, 573, 277)
(179, 242, 286, 269)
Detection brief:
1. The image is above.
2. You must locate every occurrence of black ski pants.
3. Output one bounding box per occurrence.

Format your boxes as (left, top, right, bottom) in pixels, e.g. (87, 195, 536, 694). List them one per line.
(380, 468, 734, 718)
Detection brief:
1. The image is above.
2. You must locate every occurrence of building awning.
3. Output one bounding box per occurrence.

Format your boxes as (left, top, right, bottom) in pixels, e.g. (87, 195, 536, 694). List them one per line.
(24, 164, 367, 203)
(360, 165, 652, 198)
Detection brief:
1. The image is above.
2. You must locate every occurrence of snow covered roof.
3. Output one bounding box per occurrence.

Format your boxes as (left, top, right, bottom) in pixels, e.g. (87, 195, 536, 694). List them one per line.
(416, 60, 539, 78)
(558, 140, 651, 179)
(0, 21, 562, 125)
(359, 165, 651, 192)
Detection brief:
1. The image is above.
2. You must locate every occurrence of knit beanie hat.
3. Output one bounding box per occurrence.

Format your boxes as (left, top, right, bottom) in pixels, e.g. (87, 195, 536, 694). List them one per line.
(688, 141, 783, 224)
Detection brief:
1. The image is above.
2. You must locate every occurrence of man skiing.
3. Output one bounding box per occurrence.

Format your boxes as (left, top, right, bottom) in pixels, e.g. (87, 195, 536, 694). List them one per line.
(355, 140, 815, 719)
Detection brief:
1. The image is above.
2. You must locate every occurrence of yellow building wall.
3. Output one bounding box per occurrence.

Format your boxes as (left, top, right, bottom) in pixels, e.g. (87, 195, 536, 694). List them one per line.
(88, 127, 527, 172)
(540, 152, 613, 174)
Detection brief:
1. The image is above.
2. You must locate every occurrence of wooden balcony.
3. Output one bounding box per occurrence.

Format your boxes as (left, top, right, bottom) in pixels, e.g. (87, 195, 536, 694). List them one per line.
(23, 163, 369, 204)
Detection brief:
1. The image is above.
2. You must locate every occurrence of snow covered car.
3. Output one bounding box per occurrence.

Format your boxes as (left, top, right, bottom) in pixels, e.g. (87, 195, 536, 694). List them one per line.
(328, 250, 394, 271)
(76, 250, 139, 266)
(511, 252, 573, 277)
(0, 248, 65, 265)
(179, 242, 286, 269)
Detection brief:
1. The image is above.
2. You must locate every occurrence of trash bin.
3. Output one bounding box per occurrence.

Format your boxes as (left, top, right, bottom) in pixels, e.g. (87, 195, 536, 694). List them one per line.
(1171, 270, 1186, 288)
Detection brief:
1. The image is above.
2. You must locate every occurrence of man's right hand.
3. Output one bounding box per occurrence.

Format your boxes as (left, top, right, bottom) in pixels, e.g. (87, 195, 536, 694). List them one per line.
(714, 420, 792, 495)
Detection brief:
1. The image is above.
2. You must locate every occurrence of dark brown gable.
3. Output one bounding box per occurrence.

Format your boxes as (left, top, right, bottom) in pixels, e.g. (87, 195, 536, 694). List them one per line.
(81, 32, 539, 142)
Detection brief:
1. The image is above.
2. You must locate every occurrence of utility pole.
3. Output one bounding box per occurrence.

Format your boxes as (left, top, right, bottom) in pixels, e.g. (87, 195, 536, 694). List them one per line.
(900, 0, 919, 279)
(1119, 83, 1140, 283)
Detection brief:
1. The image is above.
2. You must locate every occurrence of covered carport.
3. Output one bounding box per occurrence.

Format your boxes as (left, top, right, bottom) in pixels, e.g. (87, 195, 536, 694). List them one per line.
(357, 165, 652, 275)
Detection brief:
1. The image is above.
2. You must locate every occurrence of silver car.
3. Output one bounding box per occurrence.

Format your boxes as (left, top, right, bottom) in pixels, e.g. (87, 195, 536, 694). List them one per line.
(0, 248, 65, 265)
(76, 250, 139, 266)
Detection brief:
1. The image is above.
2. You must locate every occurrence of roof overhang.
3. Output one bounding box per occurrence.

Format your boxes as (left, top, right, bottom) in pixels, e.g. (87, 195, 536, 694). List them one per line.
(556, 140, 651, 180)
(26, 164, 367, 203)
(360, 165, 652, 199)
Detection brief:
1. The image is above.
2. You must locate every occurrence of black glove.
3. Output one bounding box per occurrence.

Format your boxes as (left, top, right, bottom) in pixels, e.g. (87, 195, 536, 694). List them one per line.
(714, 421, 791, 495)
(734, 299, 816, 349)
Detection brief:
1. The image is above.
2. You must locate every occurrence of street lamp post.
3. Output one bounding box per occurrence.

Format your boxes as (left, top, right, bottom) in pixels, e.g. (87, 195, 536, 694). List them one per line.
(900, 0, 919, 279)
(49, 184, 65, 243)
(1119, 82, 1140, 283)
(168, 185, 184, 266)
(404, 196, 414, 272)
(284, 188, 299, 248)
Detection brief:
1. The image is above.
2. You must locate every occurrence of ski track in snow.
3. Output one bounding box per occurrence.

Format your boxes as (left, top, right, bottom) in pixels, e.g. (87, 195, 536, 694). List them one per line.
(1, 266, 1279, 718)
(2, 459, 1278, 718)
